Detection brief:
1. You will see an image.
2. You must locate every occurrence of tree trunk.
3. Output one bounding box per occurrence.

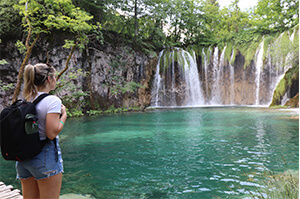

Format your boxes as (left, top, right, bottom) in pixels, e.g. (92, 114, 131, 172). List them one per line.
(134, 0, 138, 41)
(56, 41, 78, 81)
(12, 33, 40, 103)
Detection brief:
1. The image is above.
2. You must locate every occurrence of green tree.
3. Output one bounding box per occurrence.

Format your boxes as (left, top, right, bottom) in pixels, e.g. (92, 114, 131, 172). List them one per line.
(217, 0, 251, 44)
(12, 0, 93, 102)
(201, 0, 220, 45)
(252, 0, 299, 34)
(0, 0, 21, 38)
(71, 0, 106, 24)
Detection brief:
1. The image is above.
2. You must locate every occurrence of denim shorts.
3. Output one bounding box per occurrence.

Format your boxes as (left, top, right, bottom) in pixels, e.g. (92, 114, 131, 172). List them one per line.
(16, 139, 64, 180)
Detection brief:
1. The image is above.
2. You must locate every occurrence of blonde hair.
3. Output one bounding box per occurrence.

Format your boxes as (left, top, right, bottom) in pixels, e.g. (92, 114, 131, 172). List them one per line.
(23, 63, 56, 101)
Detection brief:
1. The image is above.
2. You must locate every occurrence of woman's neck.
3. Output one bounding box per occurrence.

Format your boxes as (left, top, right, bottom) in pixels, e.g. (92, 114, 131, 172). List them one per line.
(37, 87, 50, 93)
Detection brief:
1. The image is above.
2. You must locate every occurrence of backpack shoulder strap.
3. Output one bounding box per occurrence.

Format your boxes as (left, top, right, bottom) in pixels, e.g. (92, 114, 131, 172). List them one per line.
(33, 93, 50, 105)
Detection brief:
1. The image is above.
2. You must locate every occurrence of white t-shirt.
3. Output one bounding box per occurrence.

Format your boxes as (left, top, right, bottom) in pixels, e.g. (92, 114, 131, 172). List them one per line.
(34, 92, 62, 140)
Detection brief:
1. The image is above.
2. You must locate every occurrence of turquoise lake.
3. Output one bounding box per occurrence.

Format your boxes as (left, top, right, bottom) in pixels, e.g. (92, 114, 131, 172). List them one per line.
(0, 107, 298, 198)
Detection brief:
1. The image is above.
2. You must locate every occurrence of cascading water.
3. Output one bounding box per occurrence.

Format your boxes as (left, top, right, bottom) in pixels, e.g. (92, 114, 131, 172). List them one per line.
(218, 46, 226, 101)
(202, 48, 209, 101)
(210, 47, 220, 104)
(229, 48, 235, 104)
(151, 48, 204, 107)
(210, 46, 226, 105)
(183, 51, 205, 106)
(152, 51, 164, 107)
(255, 41, 264, 105)
(270, 30, 297, 105)
(171, 51, 176, 105)
(150, 29, 298, 107)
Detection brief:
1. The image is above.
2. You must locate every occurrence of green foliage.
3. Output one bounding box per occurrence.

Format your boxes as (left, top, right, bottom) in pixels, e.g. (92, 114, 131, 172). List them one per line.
(263, 35, 274, 59)
(62, 40, 76, 49)
(239, 40, 261, 68)
(0, 59, 8, 65)
(52, 68, 88, 116)
(66, 108, 84, 117)
(15, 40, 27, 55)
(252, 0, 299, 34)
(12, 0, 95, 66)
(0, 0, 20, 37)
(1, 0, 298, 53)
(15, 0, 93, 34)
(0, 81, 14, 92)
(120, 82, 144, 94)
(101, 105, 142, 114)
(86, 106, 142, 117)
(86, 110, 103, 116)
(224, 43, 233, 64)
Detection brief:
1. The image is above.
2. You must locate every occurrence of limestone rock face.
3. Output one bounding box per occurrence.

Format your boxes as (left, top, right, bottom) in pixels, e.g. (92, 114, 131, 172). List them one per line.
(0, 40, 156, 111)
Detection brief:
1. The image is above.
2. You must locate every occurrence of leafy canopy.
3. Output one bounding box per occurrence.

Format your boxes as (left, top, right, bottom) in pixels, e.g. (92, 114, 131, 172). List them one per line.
(15, 0, 93, 35)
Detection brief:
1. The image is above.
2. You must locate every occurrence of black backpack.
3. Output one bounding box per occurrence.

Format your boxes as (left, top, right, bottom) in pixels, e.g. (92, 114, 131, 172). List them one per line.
(0, 93, 49, 161)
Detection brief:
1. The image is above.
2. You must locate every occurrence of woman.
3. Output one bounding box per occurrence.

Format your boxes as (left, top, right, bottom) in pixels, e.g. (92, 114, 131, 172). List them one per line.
(16, 63, 67, 198)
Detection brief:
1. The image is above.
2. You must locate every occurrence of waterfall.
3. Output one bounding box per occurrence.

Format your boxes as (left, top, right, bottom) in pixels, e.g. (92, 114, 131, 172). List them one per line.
(151, 51, 164, 107)
(151, 49, 204, 107)
(211, 46, 226, 105)
(285, 30, 296, 71)
(202, 48, 209, 102)
(183, 50, 204, 106)
(218, 46, 226, 99)
(255, 41, 264, 105)
(229, 48, 235, 105)
(281, 92, 289, 106)
(210, 47, 219, 104)
(269, 29, 297, 105)
(150, 29, 297, 107)
(171, 51, 176, 105)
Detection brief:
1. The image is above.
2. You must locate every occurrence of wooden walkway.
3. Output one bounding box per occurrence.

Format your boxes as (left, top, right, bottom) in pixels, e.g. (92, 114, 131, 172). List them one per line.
(0, 182, 22, 199)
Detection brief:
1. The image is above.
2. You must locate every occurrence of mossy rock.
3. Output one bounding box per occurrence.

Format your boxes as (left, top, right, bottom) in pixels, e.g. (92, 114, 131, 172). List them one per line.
(284, 93, 299, 108)
(270, 64, 299, 107)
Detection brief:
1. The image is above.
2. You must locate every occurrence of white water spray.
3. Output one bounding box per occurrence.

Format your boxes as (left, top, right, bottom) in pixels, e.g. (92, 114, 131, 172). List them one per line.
(229, 48, 235, 105)
(183, 50, 204, 106)
(152, 51, 164, 107)
(202, 48, 209, 102)
(210, 47, 219, 104)
(255, 41, 264, 105)
(151, 49, 204, 107)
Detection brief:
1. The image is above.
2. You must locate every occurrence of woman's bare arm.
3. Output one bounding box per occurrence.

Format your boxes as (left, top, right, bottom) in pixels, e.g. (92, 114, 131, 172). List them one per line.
(46, 105, 67, 140)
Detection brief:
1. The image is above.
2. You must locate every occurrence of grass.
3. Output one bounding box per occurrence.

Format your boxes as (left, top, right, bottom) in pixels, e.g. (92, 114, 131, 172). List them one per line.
(249, 170, 299, 199)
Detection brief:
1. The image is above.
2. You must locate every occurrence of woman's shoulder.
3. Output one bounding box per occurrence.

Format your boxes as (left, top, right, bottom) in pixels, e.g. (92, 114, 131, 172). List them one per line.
(35, 94, 62, 114)
(36, 93, 61, 105)
(36, 93, 60, 101)
(47, 94, 61, 101)
(44, 95, 62, 113)
(46, 95, 62, 104)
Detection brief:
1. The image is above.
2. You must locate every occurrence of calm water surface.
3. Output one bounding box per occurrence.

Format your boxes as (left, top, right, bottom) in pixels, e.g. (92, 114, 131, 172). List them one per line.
(0, 107, 298, 198)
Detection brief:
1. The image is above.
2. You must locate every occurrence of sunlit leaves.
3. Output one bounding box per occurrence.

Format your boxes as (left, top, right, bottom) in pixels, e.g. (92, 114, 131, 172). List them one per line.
(15, 0, 93, 35)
